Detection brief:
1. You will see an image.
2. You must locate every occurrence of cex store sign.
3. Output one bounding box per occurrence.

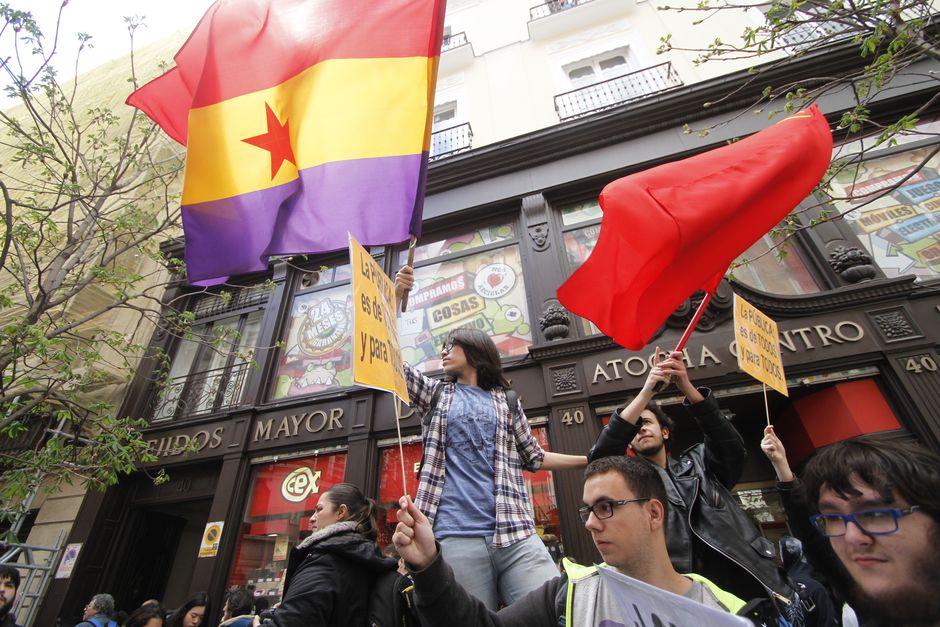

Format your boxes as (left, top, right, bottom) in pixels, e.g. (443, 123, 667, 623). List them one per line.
(247, 454, 347, 517)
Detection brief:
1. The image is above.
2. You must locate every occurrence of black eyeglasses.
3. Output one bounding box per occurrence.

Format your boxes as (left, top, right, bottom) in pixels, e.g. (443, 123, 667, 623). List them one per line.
(809, 506, 921, 537)
(578, 498, 649, 523)
(441, 341, 456, 354)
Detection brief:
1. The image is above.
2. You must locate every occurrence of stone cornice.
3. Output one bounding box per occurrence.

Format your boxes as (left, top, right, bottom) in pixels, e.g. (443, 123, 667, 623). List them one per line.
(730, 276, 934, 316)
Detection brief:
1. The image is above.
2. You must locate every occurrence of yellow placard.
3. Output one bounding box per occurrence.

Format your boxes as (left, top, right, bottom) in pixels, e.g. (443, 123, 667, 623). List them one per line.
(349, 234, 410, 403)
(733, 294, 788, 396)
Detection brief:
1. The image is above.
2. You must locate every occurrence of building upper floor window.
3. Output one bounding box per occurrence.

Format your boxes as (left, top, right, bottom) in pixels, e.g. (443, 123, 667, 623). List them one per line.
(152, 286, 268, 422)
(827, 143, 940, 282)
(563, 48, 634, 89)
(272, 259, 355, 399)
(396, 221, 534, 373)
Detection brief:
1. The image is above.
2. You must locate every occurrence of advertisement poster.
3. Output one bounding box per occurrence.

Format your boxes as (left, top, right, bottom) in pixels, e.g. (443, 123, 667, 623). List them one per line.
(396, 230, 532, 373)
(831, 145, 940, 281)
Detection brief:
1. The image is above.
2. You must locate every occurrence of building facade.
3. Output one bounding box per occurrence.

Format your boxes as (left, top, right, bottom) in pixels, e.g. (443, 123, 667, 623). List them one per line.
(36, 0, 940, 624)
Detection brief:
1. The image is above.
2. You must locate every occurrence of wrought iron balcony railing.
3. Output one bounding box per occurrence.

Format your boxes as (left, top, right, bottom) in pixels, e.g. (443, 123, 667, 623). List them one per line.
(149, 361, 250, 422)
(430, 123, 473, 161)
(530, 0, 595, 21)
(554, 62, 683, 121)
(776, 20, 852, 49)
(441, 31, 469, 53)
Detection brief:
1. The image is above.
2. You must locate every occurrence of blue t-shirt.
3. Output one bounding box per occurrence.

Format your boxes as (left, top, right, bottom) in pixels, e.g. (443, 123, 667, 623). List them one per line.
(433, 383, 498, 538)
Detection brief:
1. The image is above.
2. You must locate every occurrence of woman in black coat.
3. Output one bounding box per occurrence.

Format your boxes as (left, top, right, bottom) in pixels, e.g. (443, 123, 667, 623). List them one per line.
(261, 483, 397, 626)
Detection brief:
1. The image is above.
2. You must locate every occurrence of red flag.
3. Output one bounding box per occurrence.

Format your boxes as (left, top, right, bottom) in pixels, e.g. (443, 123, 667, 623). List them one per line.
(557, 105, 832, 350)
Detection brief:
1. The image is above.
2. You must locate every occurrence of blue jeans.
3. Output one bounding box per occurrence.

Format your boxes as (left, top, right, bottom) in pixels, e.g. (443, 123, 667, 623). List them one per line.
(438, 533, 559, 610)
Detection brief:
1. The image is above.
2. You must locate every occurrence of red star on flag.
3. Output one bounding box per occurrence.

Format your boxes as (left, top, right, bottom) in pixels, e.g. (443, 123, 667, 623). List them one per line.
(242, 103, 297, 179)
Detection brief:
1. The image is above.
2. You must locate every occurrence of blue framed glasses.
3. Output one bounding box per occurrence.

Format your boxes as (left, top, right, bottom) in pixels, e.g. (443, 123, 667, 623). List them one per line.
(810, 506, 921, 537)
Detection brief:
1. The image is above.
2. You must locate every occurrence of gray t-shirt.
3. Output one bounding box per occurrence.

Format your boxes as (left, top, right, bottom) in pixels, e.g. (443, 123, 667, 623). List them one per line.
(684, 579, 734, 612)
(433, 383, 498, 538)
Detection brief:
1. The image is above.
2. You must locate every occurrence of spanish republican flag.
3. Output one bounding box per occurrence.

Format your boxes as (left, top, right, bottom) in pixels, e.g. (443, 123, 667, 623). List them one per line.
(127, 0, 446, 284)
(557, 105, 832, 350)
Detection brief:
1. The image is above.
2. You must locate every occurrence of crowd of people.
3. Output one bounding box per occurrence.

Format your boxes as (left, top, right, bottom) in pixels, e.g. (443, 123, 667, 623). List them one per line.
(4, 263, 934, 626)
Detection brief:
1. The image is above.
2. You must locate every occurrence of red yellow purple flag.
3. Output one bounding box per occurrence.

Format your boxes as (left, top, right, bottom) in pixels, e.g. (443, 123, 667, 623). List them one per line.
(557, 105, 832, 350)
(127, 0, 446, 284)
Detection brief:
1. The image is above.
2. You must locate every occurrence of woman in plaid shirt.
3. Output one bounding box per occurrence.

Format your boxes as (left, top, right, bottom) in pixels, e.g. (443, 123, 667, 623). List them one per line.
(396, 266, 587, 610)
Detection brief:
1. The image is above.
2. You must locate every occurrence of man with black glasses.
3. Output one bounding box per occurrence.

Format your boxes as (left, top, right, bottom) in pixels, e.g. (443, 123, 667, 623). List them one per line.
(762, 429, 940, 626)
(391, 456, 746, 626)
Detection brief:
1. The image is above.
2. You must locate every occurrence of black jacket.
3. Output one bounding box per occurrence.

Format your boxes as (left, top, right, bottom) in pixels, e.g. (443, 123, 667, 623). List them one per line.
(264, 521, 397, 627)
(589, 388, 794, 603)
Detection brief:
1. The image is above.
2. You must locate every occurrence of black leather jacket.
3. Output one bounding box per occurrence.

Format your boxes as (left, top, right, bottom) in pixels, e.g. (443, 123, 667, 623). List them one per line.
(589, 388, 794, 603)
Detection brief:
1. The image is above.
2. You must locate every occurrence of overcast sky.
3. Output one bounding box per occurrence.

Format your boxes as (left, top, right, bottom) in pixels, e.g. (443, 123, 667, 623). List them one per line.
(2, 0, 215, 106)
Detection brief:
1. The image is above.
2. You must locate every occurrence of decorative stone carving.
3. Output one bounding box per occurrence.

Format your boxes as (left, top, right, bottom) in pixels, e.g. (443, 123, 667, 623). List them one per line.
(828, 246, 877, 283)
(527, 222, 550, 251)
(663, 280, 735, 334)
(873, 311, 915, 340)
(551, 366, 578, 394)
(521, 193, 550, 252)
(539, 304, 571, 341)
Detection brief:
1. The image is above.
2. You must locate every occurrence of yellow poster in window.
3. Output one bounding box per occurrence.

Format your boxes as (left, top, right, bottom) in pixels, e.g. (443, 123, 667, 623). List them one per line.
(733, 294, 788, 396)
(349, 234, 410, 404)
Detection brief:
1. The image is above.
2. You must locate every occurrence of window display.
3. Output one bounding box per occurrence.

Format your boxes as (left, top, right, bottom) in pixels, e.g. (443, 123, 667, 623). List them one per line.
(272, 261, 354, 398)
(828, 144, 940, 281)
(228, 452, 347, 604)
(397, 227, 533, 373)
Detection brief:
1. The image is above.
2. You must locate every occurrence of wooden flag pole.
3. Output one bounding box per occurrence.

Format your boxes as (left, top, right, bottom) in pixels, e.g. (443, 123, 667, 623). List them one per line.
(653, 290, 715, 393)
(400, 236, 417, 312)
(393, 395, 408, 498)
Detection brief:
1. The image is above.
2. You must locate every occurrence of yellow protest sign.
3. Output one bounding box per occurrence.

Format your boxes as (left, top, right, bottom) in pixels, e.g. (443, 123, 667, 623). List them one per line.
(349, 234, 410, 403)
(733, 294, 788, 396)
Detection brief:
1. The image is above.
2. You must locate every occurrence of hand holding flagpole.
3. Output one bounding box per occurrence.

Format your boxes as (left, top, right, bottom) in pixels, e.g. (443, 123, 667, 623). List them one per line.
(652, 288, 716, 393)
(398, 237, 417, 312)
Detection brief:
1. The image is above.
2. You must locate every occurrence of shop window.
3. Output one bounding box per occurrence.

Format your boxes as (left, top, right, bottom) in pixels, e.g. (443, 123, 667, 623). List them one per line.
(525, 426, 564, 562)
(272, 260, 355, 399)
(228, 452, 347, 604)
(396, 223, 533, 373)
(732, 233, 819, 294)
(376, 441, 425, 548)
(152, 288, 267, 422)
(827, 144, 940, 282)
(375, 426, 565, 559)
(733, 485, 792, 544)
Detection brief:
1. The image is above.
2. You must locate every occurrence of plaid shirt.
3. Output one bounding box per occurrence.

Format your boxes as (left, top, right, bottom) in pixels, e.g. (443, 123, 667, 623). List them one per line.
(405, 364, 545, 548)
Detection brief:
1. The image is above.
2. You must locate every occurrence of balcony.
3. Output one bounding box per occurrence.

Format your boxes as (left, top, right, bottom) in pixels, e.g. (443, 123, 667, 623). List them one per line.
(776, 21, 853, 50)
(430, 123, 473, 161)
(554, 62, 683, 121)
(441, 31, 469, 53)
(528, 0, 632, 40)
(530, 0, 592, 20)
(149, 361, 251, 422)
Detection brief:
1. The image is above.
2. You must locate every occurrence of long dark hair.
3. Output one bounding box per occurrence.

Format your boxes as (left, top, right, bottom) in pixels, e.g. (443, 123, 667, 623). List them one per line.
(166, 593, 210, 627)
(444, 327, 510, 390)
(125, 604, 165, 627)
(321, 483, 379, 540)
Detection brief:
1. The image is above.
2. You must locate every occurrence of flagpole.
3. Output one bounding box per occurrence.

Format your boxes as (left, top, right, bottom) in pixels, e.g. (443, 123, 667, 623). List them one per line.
(393, 395, 409, 498)
(653, 290, 714, 393)
(400, 236, 418, 312)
